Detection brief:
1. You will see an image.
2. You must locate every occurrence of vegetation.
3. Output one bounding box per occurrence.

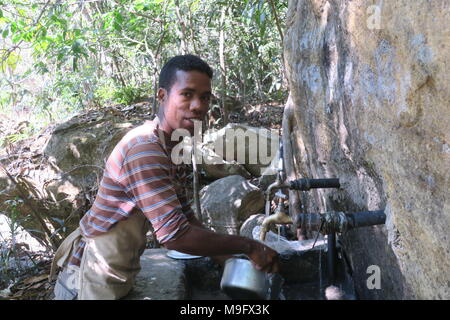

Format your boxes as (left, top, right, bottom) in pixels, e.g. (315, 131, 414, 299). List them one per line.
(0, 0, 287, 293)
(0, 0, 288, 136)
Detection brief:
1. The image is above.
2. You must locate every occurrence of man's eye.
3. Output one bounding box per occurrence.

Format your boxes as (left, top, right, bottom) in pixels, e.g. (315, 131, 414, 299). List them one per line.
(201, 95, 211, 102)
(181, 92, 192, 97)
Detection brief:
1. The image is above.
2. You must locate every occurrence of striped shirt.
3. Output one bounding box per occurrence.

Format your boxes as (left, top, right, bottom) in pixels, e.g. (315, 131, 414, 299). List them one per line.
(68, 118, 194, 267)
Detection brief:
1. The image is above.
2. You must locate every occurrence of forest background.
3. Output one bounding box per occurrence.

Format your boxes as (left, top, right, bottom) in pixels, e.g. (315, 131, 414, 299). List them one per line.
(0, 0, 288, 147)
(0, 0, 288, 294)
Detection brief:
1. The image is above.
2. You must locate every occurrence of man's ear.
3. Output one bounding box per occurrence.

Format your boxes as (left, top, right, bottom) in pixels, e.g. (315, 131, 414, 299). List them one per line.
(157, 88, 167, 104)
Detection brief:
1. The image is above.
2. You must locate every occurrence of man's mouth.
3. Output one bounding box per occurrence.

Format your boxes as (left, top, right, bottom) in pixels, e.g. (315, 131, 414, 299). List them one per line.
(185, 117, 202, 124)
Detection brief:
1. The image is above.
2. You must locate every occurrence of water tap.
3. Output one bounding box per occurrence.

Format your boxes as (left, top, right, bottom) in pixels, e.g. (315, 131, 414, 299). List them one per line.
(260, 192, 293, 241)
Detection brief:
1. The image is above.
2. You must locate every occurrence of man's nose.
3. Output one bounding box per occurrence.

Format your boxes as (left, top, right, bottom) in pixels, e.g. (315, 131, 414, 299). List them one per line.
(190, 97, 204, 113)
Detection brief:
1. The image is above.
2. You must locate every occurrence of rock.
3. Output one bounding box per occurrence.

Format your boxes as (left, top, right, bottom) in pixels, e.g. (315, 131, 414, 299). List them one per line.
(284, 0, 449, 299)
(200, 175, 265, 235)
(184, 257, 223, 292)
(171, 133, 253, 180)
(0, 213, 47, 253)
(125, 248, 187, 300)
(0, 104, 154, 245)
(126, 250, 230, 300)
(202, 123, 279, 177)
(239, 214, 330, 285)
(198, 149, 253, 180)
(174, 123, 279, 180)
(257, 149, 281, 191)
(256, 227, 329, 284)
(239, 214, 267, 239)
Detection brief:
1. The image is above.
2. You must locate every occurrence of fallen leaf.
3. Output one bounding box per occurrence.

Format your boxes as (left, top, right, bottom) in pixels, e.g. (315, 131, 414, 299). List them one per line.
(23, 274, 49, 285)
(30, 282, 44, 289)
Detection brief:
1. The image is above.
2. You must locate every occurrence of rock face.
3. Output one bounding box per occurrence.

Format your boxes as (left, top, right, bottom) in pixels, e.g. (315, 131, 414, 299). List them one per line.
(283, 0, 449, 299)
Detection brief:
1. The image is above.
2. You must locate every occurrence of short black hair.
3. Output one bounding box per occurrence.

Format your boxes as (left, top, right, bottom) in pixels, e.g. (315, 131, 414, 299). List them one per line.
(158, 54, 213, 92)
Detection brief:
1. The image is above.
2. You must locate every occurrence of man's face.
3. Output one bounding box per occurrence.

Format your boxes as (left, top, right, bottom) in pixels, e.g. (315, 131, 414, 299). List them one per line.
(158, 70, 212, 135)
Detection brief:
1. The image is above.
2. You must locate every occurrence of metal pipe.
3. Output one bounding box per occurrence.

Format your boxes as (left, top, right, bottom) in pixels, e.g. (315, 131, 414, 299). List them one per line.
(346, 210, 386, 229)
(295, 210, 386, 233)
(289, 178, 341, 191)
(264, 175, 289, 216)
(327, 232, 337, 285)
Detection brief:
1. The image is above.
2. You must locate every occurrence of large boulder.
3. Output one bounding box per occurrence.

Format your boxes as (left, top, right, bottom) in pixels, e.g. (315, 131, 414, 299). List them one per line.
(175, 123, 279, 180)
(199, 175, 265, 235)
(284, 0, 449, 299)
(202, 123, 279, 178)
(0, 104, 154, 246)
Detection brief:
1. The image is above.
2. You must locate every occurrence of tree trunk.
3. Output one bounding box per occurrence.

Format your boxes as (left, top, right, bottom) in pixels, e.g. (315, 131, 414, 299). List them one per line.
(219, 6, 228, 125)
(174, 0, 189, 54)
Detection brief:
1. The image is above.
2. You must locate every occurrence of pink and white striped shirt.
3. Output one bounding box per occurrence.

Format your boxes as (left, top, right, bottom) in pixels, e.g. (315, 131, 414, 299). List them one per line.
(69, 118, 193, 266)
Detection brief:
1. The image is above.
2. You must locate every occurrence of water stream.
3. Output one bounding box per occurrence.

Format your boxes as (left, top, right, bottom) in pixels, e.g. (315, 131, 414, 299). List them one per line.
(318, 235, 323, 299)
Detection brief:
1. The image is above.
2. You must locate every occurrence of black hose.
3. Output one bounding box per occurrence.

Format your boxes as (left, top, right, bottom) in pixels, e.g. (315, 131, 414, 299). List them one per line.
(289, 178, 341, 191)
(346, 210, 386, 229)
(327, 232, 337, 285)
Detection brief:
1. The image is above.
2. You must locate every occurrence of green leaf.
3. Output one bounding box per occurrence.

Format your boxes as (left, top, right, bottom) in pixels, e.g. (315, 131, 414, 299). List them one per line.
(10, 21, 17, 33)
(114, 11, 124, 24)
(38, 27, 47, 39)
(12, 33, 22, 43)
(72, 38, 85, 55)
(0, 9, 3, 18)
(113, 21, 122, 32)
(2, 27, 9, 38)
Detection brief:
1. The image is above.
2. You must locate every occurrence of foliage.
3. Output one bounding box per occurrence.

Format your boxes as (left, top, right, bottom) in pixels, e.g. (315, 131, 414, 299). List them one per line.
(0, 197, 28, 283)
(0, 0, 288, 136)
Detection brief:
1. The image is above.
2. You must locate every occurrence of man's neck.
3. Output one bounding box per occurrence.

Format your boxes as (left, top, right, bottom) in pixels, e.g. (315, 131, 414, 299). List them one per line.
(153, 115, 180, 149)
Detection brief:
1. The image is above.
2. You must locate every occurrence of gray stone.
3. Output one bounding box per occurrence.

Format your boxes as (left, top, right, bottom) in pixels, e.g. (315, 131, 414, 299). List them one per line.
(184, 257, 223, 292)
(0, 104, 155, 244)
(125, 248, 187, 300)
(239, 214, 267, 239)
(202, 123, 278, 177)
(200, 175, 265, 235)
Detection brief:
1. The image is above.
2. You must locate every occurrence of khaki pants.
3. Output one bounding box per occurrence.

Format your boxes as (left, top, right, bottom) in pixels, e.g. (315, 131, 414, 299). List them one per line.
(51, 211, 150, 300)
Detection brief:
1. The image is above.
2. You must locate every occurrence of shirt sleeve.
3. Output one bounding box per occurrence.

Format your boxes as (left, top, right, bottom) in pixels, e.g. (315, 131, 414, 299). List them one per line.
(118, 141, 190, 244)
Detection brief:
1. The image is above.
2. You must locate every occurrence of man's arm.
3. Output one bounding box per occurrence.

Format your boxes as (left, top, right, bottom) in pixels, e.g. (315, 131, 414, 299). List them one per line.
(185, 214, 232, 266)
(164, 223, 279, 274)
(120, 140, 278, 273)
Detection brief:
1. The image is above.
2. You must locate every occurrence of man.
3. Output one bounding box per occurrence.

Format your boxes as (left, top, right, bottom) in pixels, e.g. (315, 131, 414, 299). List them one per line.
(51, 54, 279, 300)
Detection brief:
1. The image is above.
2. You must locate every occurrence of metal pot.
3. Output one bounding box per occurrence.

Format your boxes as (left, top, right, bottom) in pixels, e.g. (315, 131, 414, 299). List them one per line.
(220, 257, 284, 300)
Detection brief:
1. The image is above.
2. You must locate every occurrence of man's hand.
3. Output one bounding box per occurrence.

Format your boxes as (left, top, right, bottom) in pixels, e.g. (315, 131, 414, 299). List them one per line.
(165, 222, 279, 274)
(246, 241, 279, 274)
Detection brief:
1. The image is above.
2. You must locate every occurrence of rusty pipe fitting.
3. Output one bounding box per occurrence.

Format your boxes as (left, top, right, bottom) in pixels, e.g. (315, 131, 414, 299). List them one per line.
(260, 200, 293, 241)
